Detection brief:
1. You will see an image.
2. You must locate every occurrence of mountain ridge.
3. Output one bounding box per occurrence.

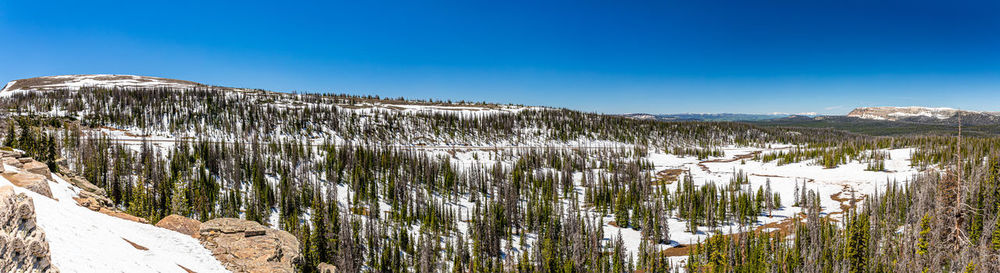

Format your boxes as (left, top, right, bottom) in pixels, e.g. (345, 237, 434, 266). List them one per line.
(1, 74, 237, 94)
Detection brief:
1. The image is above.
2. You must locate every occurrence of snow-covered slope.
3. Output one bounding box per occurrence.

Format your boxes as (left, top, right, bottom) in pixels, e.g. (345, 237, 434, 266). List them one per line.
(848, 106, 970, 121)
(0, 74, 566, 147)
(0, 74, 214, 94)
(0, 172, 228, 273)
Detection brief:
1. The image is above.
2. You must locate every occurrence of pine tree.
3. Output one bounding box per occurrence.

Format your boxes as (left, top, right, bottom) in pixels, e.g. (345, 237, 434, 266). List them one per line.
(846, 211, 869, 273)
(169, 178, 190, 217)
(917, 213, 930, 255)
(3, 121, 15, 147)
(310, 195, 329, 266)
(18, 125, 34, 155)
(612, 231, 626, 273)
(793, 180, 799, 206)
(991, 206, 1000, 250)
(45, 134, 58, 171)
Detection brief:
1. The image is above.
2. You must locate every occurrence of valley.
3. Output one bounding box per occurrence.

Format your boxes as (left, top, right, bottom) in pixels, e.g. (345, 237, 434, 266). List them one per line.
(0, 75, 988, 273)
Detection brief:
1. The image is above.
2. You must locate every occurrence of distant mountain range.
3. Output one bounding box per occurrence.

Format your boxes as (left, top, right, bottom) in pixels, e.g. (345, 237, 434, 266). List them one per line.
(627, 106, 1000, 136)
(846, 106, 1000, 125)
(1, 74, 221, 93)
(628, 106, 998, 125)
(622, 113, 816, 122)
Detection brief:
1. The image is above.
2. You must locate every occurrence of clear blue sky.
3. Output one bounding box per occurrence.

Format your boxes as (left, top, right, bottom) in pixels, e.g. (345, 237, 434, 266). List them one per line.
(0, 0, 997, 114)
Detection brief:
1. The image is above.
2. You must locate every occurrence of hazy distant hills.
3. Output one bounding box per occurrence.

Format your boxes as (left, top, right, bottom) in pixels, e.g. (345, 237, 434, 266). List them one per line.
(622, 113, 809, 122)
(755, 107, 1000, 136)
(629, 106, 1000, 136)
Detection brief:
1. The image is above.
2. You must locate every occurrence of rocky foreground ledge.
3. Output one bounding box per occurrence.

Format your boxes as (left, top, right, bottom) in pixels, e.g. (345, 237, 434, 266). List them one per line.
(0, 185, 58, 273)
(156, 216, 303, 273)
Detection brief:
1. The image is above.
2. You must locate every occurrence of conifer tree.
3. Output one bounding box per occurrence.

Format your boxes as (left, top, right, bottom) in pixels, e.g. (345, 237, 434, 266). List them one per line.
(3, 121, 15, 147)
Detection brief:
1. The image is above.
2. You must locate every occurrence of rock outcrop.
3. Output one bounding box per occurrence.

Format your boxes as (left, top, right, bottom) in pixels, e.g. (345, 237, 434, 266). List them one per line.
(23, 161, 51, 180)
(0, 151, 54, 199)
(58, 173, 112, 210)
(2, 172, 52, 199)
(1, 149, 24, 168)
(54, 172, 147, 224)
(199, 218, 301, 273)
(317, 263, 338, 273)
(64, 175, 103, 196)
(155, 214, 202, 239)
(0, 186, 59, 273)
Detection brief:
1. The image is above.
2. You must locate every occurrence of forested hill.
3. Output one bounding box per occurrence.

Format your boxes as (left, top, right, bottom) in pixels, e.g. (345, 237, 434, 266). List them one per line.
(6, 75, 992, 273)
(1, 75, 852, 148)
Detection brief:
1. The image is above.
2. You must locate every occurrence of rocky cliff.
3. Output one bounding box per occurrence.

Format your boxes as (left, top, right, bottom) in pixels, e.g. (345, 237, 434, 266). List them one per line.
(0, 186, 59, 273)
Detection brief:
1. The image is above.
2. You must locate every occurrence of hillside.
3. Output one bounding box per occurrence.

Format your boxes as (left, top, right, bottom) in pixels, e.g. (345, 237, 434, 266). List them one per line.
(623, 113, 796, 122)
(0, 75, 988, 272)
(1, 74, 219, 94)
(0, 75, 839, 148)
(752, 115, 1000, 136)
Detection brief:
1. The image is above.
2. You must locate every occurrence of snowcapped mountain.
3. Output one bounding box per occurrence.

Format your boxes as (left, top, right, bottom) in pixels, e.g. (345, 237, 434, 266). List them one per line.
(0, 74, 222, 94)
(847, 106, 964, 121)
(847, 106, 1000, 125)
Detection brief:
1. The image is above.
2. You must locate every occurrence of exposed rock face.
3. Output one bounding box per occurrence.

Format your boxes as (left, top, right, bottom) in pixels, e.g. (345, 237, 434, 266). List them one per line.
(58, 173, 111, 209)
(155, 214, 202, 239)
(65, 175, 104, 196)
(0, 149, 22, 157)
(2, 172, 52, 199)
(23, 161, 51, 179)
(3, 157, 21, 168)
(199, 218, 301, 273)
(54, 172, 148, 223)
(847, 106, 1000, 125)
(0, 154, 54, 199)
(0, 186, 59, 273)
(317, 263, 338, 273)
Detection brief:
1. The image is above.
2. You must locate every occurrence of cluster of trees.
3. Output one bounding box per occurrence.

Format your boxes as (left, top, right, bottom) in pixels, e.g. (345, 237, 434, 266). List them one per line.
(0, 86, 855, 148)
(671, 172, 782, 231)
(755, 141, 896, 169)
(685, 136, 1000, 272)
(25, 121, 679, 272)
(669, 146, 724, 160)
(4, 110, 716, 272)
(4, 119, 60, 170)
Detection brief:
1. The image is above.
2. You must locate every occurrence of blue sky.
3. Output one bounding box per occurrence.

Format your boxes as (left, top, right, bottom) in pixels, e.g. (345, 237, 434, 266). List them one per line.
(0, 0, 997, 114)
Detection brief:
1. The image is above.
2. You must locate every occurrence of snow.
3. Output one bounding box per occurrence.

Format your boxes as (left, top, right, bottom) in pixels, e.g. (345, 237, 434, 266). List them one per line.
(353, 143, 923, 265)
(850, 106, 976, 121)
(3, 75, 201, 92)
(7, 133, 920, 271)
(1, 80, 14, 92)
(0, 172, 229, 273)
(549, 145, 917, 258)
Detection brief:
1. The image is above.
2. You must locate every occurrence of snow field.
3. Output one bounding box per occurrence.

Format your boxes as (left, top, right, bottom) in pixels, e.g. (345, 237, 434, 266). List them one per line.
(0, 170, 229, 273)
